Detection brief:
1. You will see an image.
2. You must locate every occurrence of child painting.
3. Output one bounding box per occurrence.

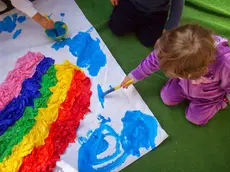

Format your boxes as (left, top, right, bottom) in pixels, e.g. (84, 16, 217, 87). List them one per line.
(121, 24, 230, 125)
(0, 0, 54, 29)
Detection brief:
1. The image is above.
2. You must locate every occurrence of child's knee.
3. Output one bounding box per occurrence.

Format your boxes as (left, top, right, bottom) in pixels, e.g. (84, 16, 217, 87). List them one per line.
(108, 21, 125, 37)
(160, 89, 179, 106)
(137, 36, 156, 47)
(185, 108, 214, 126)
(185, 115, 207, 126)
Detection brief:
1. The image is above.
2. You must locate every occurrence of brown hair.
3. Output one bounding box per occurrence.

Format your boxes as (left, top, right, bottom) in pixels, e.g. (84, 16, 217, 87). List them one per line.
(155, 24, 216, 79)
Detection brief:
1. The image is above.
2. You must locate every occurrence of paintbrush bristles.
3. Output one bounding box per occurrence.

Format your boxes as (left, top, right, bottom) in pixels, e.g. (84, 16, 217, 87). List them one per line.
(103, 88, 115, 96)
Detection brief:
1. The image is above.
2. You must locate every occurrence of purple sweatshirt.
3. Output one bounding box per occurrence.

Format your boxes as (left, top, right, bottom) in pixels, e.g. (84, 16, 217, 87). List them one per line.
(130, 36, 230, 101)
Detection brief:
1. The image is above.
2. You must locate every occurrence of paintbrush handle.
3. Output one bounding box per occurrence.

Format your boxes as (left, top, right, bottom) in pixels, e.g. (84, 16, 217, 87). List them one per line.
(103, 79, 134, 96)
(106, 79, 134, 94)
(114, 79, 134, 90)
(44, 13, 50, 21)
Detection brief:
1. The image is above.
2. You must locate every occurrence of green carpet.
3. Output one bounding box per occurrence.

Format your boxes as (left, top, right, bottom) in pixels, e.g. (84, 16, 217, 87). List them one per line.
(75, 0, 230, 171)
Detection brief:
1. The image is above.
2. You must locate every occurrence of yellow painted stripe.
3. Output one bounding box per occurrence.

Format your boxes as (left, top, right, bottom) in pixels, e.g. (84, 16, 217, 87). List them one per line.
(0, 61, 80, 172)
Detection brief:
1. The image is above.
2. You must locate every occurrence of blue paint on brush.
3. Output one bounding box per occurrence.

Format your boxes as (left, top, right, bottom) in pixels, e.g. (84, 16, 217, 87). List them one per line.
(51, 27, 106, 76)
(48, 13, 53, 19)
(103, 87, 115, 95)
(78, 111, 158, 172)
(60, 13, 65, 17)
(97, 85, 117, 109)
(97, 84, 105, 108)
(12, 29, 22, 39)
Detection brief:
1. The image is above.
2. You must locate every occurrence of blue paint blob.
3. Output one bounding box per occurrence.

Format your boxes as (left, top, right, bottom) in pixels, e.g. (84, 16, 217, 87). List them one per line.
(0, 15, 16, 33)
(0, 13, 26, 39)
(78, 111, 158, 172)
(17, 16, 26, 23)
(78, 124, 122, 172)
(120, 110, 157, 157)
(60, 13, 65, 17)
(12, 29, 22, 39)
(51, 28, 106, 76)
(51, 38, 71, 51)
(97, 84, 105, 108)
(71, 32, 106, 76)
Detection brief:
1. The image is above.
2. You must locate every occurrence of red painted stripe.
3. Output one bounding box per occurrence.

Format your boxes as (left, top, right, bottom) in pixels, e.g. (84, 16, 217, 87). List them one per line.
(19, 69, 92, 172)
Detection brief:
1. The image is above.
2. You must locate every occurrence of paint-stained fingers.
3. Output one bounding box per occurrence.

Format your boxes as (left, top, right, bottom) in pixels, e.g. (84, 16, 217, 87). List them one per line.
(121, 76, 133, 89)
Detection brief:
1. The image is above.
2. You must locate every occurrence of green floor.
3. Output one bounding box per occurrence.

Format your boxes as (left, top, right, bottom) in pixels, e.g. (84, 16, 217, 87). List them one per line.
(75, 0, 230, 171)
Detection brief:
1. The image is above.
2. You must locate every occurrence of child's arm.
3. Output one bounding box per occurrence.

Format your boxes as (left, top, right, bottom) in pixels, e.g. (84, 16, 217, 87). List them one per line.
(121, 50, 160, 87)
(165, 0, 185, 30)
(11, 0, 38, 18)
(10, 0, 54, 29)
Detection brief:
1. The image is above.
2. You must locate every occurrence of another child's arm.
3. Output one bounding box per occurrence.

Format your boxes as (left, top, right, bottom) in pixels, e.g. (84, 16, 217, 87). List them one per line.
(10, 0, 54, 29)
(164, 0, 185, 30)
(121, 50, 160, 88)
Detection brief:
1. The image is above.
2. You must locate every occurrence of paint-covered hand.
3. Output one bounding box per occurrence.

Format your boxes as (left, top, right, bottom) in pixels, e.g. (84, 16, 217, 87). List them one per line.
(111, 0, 119, 6)
(38, 16, 54, 29)
(121, 76, 134, 89)
(33, 13, 54, 29)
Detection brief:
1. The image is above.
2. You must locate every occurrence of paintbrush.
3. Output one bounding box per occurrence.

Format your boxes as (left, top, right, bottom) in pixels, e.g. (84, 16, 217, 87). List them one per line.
(44, 13, 50, 21)
(100, 79, 134, 97)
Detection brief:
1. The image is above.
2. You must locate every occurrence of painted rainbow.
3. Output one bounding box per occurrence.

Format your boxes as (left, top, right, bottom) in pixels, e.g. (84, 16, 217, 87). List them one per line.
(0, 52, 92, 172)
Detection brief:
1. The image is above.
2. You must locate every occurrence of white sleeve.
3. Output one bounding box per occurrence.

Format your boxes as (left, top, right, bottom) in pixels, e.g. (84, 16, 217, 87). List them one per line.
(11, 0, 38, 18)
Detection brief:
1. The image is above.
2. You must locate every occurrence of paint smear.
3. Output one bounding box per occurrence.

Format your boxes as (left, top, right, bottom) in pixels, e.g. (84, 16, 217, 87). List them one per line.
(97, 114, 111, 124)
(78, 111, 158, 172)
(12, 29, 22, 39)
(51, 28, 106, 76)
(51, 38, 71, 50)
(0, 13, 26, 39)
(97, 84, 105, 108)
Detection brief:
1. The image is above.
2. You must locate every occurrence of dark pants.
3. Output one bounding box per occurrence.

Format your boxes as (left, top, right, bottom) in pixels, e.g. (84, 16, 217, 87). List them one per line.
(108, 0, 168, 47)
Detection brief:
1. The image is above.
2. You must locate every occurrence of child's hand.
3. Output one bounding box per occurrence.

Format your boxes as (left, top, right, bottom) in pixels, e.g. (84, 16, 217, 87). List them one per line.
(38, 16, 55, 29)
(33, 13, 54, 29)
(111, 0, 119, 6)
(121, 76, 134, 89)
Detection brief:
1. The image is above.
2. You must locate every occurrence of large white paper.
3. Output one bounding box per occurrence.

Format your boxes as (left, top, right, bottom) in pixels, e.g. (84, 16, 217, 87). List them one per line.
(0, 0, 168, 171)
